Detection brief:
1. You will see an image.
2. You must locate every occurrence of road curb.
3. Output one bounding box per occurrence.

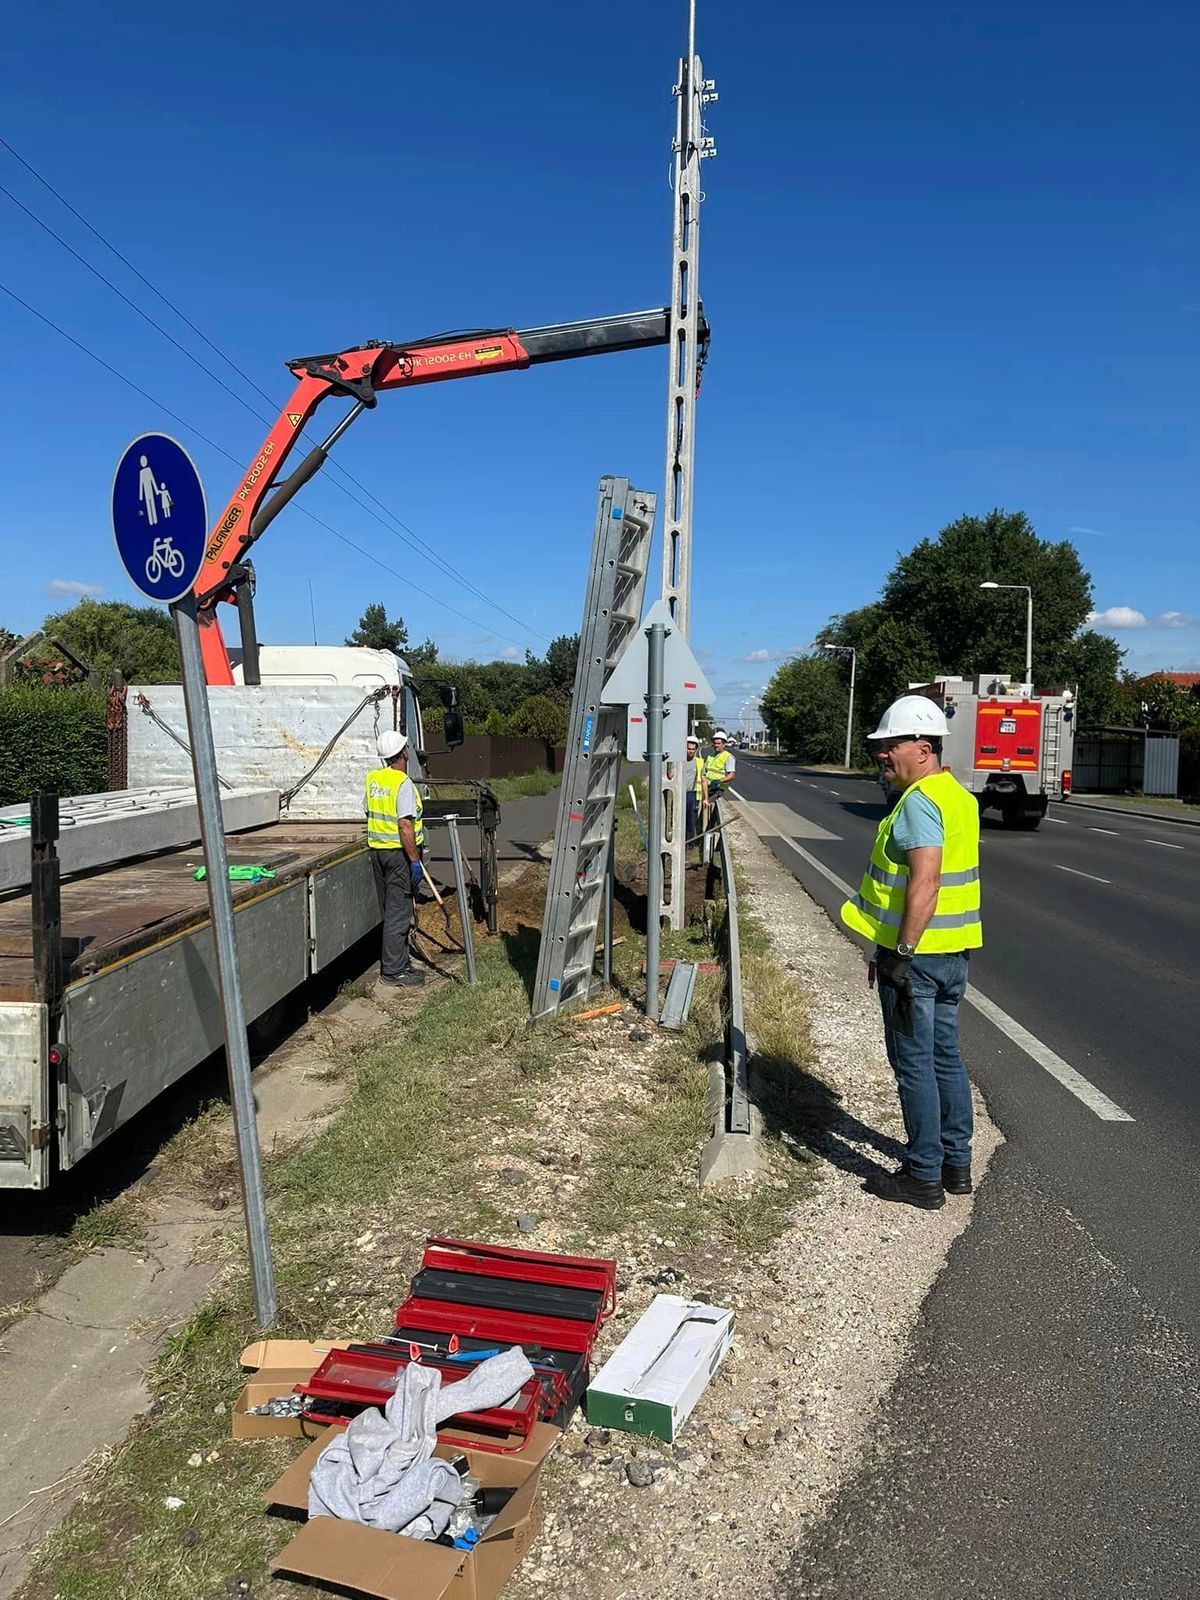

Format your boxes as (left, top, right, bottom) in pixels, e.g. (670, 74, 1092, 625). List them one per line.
(1062, 797, 1200, 828)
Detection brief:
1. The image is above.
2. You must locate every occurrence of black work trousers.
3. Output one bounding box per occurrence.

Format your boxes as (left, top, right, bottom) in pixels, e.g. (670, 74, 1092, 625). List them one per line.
(370, 849, 413, 978)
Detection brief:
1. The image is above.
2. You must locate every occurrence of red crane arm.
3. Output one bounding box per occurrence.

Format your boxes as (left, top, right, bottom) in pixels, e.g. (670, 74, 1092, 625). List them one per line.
(192, 307, 695, 684)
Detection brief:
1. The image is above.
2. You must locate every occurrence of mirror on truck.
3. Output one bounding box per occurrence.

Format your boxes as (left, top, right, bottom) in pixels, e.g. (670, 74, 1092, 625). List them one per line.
(438, 684, 461, 711)
(443, 709, 465, 750)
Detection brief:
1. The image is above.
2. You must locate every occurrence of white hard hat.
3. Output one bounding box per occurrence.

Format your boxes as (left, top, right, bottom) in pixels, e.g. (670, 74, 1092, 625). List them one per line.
(686, 735, 699, 747)
(713, 729, 728, 741)
(377, 730, 409, 761)
(867, 695, 949, 741)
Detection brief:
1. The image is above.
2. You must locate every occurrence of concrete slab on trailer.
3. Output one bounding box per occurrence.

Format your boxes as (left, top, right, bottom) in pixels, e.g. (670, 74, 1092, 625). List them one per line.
(0, 820, 366, 1002)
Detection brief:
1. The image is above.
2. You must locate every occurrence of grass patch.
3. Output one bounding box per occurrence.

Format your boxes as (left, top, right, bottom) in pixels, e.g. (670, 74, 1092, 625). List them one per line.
(429, 769, 561, 805)
(63, 1196, 147, 1259)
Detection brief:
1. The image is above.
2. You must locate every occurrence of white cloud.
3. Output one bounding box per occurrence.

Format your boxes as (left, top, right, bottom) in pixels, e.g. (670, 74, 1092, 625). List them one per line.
(1088, 606, 1195, 631)
(1069, 525, 1110, 537)
(1088, 606, 1147, 629)
(46, 578, 104, 599)
(499, 645, 521, 660)
(741, 645, 806, 664)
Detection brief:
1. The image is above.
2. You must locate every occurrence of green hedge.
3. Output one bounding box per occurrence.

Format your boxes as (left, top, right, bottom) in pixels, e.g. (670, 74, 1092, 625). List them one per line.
(0, 684, 108, 807)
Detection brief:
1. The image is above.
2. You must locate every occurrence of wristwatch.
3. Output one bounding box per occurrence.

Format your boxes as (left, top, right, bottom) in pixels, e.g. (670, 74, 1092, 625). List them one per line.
(896, 942, 916, 959)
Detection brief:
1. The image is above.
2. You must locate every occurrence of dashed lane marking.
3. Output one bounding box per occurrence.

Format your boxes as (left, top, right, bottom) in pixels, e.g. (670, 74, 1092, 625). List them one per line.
(1056, 864, 1111, 884)
(728, 789, 1135, 1123)
(1144, 839, 1184, 850)
(1089, 827, 1120, 836)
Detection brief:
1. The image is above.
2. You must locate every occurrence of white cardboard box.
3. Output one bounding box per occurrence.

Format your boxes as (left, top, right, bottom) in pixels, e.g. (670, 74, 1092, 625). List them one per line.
(585, 1294, 735, 1443)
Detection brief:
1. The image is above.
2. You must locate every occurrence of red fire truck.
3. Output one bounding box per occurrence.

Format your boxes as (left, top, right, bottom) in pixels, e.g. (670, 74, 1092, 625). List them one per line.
(909, 674, 1076, 831)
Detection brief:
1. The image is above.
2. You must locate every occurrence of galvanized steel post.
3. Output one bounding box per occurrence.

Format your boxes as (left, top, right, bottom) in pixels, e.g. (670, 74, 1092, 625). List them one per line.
(172, 592, 277, 1328)
(645, 622, 667, 1020)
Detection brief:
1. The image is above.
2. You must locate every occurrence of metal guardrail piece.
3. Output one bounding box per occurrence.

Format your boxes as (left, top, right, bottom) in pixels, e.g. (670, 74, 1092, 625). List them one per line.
(660, 961, 698, 1031)
(712, 797, 750, 1135)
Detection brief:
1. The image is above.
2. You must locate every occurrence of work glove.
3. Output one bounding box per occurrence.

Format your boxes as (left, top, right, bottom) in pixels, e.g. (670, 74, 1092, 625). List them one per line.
(409, 859, 425, 888)
(874, 947, 916, 1039)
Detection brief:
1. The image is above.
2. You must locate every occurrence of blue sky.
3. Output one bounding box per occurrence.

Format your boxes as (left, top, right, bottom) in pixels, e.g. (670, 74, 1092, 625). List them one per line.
(3, 0, 1196, 724)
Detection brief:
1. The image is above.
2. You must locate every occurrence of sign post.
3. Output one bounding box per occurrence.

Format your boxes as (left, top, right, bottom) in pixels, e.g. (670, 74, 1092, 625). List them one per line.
(112, 433, 277, 1328)
(602, 601, 715, 1020)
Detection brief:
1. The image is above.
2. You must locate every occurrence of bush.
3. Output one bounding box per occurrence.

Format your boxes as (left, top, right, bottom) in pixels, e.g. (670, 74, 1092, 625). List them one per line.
(509, 693, 567, 744)
(0, 684, 108, 806)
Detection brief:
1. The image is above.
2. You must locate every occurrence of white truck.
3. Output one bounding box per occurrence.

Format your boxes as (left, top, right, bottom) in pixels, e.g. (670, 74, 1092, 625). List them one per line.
(908, 673, 1077, 830)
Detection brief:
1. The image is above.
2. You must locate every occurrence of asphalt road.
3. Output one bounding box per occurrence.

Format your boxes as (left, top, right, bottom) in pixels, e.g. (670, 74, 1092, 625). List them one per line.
(730, 757, 1200, 1596)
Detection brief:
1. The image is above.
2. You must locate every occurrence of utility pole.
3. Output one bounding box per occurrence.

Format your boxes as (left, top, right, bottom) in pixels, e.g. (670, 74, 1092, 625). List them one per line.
(659, 0, 717, 930)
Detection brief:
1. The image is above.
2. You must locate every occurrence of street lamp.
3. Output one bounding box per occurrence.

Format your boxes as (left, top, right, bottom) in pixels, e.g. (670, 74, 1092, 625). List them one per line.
(822, 644, 857, 769)
(979, 581, 1033, 688)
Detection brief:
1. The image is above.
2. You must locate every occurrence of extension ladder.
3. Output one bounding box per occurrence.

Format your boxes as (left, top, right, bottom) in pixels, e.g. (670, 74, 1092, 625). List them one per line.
(531, 477, 657, 1019)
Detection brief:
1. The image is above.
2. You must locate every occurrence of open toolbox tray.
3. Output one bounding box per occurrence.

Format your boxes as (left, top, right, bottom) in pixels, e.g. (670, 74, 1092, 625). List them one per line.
(297, 1346, 544, 1454)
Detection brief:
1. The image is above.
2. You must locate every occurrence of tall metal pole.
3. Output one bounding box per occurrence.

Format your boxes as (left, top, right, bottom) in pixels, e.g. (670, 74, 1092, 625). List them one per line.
(645, 623, 667, 1020)
(173, 592, 277, 1328)
(1025, 588, 1034, 688)
(844, 647, 857, 770)
(659, 0, 716, 931)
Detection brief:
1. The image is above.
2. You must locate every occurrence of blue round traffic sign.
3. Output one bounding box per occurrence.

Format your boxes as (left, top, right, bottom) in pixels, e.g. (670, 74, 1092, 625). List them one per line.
(111, 433, 207, 604)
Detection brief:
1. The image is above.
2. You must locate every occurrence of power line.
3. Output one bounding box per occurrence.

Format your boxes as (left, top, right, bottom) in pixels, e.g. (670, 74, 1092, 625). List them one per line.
(0, 137, 550, 645)
(0, 278, 535, 652)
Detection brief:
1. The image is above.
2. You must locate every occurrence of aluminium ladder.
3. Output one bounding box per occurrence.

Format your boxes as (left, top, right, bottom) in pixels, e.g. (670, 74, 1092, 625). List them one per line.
(531, 477, 657, 1019)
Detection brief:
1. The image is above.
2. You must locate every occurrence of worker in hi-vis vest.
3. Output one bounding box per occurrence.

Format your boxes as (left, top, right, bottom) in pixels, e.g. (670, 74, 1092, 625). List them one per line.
(365, 731, 426, 989)
(703, 730, 736, 796)
(685, 735, 708, 849)
(840, 695, 982, 1211)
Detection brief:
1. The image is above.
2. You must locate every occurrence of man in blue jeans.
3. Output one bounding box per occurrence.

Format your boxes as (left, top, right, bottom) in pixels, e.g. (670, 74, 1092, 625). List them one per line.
(841, 695, 983, 1210)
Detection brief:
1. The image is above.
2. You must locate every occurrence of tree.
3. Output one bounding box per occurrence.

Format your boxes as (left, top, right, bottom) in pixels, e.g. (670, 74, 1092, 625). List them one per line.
(1118, 675, 1200, 732)
(542, 634, 579, 701)
(42, 599, 179, 683)
(346, 602, 408, 653)
(760, 655, 847, 763)
(816, 509, 1121, 731)
(509, 693, 568, 743)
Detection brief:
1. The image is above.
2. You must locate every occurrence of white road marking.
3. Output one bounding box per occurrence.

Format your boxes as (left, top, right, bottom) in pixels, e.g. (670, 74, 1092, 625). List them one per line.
(1045, 817, 1069, 825)
(1144, 838, 1184, 850)
(829, 788, 841, 795)
(728, 789, 1135, 1123)
(808, 783, 820, 790)
(1056, 864, 1111, 884)
(1089, 827, 1120, 836)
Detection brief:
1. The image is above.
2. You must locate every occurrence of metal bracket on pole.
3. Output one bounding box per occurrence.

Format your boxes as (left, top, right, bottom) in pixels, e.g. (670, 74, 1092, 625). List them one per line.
(445, 816, 478, 985)
(172, 592, 277, 1329)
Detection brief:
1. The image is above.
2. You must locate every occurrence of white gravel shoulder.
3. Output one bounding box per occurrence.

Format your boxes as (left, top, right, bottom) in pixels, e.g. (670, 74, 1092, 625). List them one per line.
(511, 811, 1001, 1599)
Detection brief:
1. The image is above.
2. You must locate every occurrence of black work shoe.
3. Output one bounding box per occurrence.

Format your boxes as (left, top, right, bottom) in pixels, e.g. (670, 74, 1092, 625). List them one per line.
(378, 971, 424, 990)
(868, 1169, 946, 1210)
(900, 1159, 973, 1194)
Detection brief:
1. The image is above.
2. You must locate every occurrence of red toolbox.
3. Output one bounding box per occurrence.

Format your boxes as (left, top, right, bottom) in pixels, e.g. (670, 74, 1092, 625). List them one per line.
(393, 1237, 616, 1428)
(295, 1239, 617, 1450)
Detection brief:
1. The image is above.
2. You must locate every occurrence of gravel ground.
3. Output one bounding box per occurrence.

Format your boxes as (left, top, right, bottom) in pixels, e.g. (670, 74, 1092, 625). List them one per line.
(507, 813, 1002, 1600)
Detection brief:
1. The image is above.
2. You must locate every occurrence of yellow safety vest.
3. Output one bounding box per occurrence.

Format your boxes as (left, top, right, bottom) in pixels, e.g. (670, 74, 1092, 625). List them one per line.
(840, 770, 982, 953)
(687, 756, 704, 797)
(704, 749, 734, 786)
(365, 767, 424, 851)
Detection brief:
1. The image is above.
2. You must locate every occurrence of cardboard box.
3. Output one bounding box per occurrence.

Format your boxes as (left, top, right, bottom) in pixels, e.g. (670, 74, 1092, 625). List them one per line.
(233, 1368, 335, 1442)
(265, 1422, 558, 1600)
(586, 1294, 735, 1443)
(240, 1337, 352, 1371)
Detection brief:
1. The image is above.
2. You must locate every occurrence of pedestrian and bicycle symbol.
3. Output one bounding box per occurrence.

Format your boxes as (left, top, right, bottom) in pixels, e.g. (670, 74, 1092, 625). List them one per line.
(112, 432, 208, 604)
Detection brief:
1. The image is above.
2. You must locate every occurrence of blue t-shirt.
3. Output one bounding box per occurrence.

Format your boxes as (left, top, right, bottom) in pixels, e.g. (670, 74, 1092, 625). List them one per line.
(885, 788, 944, 866)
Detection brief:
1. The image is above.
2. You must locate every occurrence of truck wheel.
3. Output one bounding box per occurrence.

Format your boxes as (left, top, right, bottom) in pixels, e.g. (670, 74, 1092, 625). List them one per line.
(1014, 811, 1043, 831)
